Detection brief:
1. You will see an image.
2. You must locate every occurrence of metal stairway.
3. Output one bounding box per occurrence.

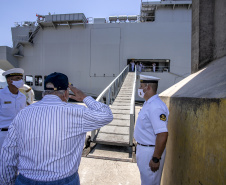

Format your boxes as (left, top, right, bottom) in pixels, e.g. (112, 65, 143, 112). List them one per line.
(91, 66, 136, 147)
(28, 25, 41, 43)
(13, 25, 41, 57)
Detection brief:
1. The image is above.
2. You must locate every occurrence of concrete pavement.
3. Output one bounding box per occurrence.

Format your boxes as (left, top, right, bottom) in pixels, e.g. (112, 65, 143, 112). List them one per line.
(79, 157, 140, 185)
(78, 105, 143, 185)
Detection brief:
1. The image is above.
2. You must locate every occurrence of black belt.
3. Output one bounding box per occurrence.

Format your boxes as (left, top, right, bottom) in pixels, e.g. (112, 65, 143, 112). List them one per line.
(1, 128, 8, 131)
(137, 142, 155, 147)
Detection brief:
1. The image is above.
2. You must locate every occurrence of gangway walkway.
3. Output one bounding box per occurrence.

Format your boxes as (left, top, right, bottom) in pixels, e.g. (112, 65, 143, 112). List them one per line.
(90, 65, 136, 147)
(95, 73, 135, 146)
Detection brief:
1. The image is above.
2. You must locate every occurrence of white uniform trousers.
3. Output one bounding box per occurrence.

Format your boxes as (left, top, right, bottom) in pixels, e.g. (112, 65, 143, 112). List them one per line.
(0, 131, 8, 149)
(136, 145, 166, 185)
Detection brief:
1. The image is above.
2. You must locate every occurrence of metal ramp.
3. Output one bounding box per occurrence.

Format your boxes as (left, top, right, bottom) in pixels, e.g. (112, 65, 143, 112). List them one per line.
(91, 65, 136, 147)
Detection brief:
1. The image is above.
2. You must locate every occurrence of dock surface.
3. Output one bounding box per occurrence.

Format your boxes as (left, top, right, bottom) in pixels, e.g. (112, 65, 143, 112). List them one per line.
(79, 105, 142, 185)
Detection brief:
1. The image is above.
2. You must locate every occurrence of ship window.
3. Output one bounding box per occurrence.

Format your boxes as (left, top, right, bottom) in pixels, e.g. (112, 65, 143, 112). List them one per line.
(25, 75, 33, 86)
(127, 59, 170, 72)
(35, 75, 42, 86)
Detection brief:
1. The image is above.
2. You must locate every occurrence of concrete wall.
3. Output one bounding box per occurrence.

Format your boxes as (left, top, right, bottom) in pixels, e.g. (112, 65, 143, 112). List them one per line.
(160, 0, 226, 181)
(213, 0, 226, 60)
(192, 0, 226, 73)
(161, 96, 226, 185)
(160, 55, 226, 185)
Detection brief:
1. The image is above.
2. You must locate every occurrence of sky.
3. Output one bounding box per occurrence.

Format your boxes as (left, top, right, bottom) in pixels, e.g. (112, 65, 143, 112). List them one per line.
(0, 0, 160, 47)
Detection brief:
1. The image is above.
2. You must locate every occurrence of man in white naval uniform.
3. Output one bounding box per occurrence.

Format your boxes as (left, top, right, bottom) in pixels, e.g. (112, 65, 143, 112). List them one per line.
(131, 61, 135, 72)
(134, 74, 169, 185)
(0, 68, 26, 148)
(139, 63, 143, 72)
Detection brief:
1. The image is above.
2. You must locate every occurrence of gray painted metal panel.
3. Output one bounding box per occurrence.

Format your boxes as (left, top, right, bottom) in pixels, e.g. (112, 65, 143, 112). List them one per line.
(90, 28, 120, 77)
(45, 13, 86, 23)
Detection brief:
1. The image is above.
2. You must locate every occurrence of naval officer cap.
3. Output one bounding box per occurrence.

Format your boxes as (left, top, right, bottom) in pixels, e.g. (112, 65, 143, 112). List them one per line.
(140, 74, 160, 84)
(44, 72, 69, 91)
(2, 68, 24, 78)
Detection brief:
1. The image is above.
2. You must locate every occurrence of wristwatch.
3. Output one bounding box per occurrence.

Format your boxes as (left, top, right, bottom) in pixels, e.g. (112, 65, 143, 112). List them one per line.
(152, 157, 160, 163)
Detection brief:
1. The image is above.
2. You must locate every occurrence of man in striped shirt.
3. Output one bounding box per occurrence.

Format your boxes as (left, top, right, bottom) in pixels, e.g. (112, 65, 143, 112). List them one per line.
(0, 72, 113, 185)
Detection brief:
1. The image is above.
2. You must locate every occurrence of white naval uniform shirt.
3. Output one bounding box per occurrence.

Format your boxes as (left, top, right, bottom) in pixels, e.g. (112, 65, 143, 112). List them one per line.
(134, 94, 169, 145)
(0, 86, 26, 128)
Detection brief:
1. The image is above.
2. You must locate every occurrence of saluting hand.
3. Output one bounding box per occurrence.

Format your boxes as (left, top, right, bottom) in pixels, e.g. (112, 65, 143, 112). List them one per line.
(69, 84, 87, 102)
(149, 160, 160, 172)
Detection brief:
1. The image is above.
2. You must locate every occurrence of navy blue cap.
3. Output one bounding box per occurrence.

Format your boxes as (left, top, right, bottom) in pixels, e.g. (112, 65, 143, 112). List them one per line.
(44, 72, 69, 90)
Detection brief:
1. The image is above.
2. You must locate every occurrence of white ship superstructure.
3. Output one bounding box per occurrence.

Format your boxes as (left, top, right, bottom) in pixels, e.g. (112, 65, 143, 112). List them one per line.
(0, 0, 192, 100)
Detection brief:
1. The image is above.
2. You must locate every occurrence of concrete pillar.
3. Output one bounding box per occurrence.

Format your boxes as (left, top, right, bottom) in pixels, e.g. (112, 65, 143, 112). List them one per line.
(191, 0, 214, 73)
(160, 0, 226, 184)
(214, 0, 226, 59)
(192, 0, 226, 73)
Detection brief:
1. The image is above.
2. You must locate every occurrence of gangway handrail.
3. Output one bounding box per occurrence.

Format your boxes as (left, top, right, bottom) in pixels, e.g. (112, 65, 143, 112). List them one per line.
(91, 65, 129, 141)
(129, 66, 136, 146)
(96, 65, 129, 103)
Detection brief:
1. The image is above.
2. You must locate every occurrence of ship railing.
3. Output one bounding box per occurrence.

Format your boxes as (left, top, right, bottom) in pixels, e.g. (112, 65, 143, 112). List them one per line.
(129, 66, 136, 146)
(91, 65, 129, 141)
(96, 65, 129, 105)
(29, 25, 41, 43)
(136, 65, 170, 73)
(14, 21, 36, 27)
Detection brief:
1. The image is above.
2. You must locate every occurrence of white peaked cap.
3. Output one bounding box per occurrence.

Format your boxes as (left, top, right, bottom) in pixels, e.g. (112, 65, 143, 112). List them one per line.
(2, 68, 24, 77)
(140, 74, 160, 83)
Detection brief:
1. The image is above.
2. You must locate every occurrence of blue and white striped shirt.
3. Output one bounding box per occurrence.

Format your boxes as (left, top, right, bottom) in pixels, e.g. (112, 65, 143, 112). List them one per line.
(0, 95, 113, 184)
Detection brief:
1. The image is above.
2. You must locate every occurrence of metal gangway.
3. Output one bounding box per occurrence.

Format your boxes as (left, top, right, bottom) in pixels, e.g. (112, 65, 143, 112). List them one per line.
(90, 65, 136, 147)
